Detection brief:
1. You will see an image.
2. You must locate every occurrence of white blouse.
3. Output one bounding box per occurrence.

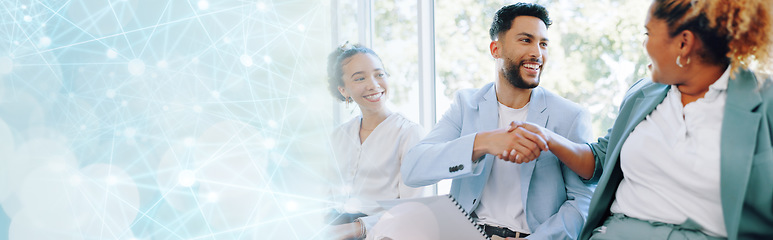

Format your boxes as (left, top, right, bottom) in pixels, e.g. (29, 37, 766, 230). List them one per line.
(611, 67, 731, 237)
(329, 112, 430, 215)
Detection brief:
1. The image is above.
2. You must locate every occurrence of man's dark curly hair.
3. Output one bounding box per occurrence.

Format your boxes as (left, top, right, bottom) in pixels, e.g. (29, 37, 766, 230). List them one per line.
(489, 3, 552, 41)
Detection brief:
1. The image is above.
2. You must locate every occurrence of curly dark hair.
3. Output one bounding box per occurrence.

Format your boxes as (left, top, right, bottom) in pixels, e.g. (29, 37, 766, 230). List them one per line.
(326, 43, 384, 101)
(489, 2, 552, 41)
(653, 0, 772, 76)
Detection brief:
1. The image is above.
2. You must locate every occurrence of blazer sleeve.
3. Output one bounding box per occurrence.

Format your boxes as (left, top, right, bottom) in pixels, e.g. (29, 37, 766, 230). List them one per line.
(528, 107, 595, 240)
(401, 91, 487, 187)
(397, 123, 432, 198)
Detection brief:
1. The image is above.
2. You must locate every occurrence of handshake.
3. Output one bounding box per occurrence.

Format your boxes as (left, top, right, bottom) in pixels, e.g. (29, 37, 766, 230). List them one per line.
(490, 121, 552, 164)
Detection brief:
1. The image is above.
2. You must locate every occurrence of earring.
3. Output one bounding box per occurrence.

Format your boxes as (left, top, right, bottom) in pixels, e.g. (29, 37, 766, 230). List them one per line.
(345, 97, 351, 108)
(676, 55, 691, 68)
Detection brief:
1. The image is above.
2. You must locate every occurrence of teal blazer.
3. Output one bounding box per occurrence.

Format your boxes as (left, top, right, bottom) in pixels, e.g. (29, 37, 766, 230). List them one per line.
(580, 69, 773, 240)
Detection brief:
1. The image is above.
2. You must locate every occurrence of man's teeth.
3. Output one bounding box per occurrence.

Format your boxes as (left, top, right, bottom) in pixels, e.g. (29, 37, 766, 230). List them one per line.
(524, 64, 540, 70)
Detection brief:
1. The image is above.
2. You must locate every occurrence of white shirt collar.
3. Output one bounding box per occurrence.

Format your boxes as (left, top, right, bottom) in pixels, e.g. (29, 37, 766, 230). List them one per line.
(671, 66, 731, 102)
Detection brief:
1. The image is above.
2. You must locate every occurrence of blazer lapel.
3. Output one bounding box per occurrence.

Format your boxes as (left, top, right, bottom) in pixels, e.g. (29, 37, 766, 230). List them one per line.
(478, 85, 499, 132)
(521, 87, 548, 197)
(476, 84, 499, 187)
(608, 83, 669, 161)
(719, 70, 762, 238)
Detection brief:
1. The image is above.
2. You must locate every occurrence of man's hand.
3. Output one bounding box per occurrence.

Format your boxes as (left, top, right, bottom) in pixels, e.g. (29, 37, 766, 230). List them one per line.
(472, 122, 548, 163)
(497, 121, 550, 163)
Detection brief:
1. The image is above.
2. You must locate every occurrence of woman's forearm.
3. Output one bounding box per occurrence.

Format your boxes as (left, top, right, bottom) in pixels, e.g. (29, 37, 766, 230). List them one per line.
(546, 131, 596, 179)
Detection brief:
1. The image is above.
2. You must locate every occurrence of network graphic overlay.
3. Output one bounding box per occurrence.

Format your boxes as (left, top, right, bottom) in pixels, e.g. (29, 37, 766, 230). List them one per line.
(0, 0, 338, 239)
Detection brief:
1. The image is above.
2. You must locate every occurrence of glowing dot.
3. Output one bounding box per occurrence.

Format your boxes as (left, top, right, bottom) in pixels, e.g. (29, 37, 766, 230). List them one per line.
(0, 57, 12, 74)
(128, 59, 145, 75)
(285, 201, 298, 211)
(80, 125, 86, 130)
(124, 128, 136, 138)
(223, 37, 231, 44)
(163, 105, 169, 111)
(78, 67, 85, 73)
(21, 5, 27, 9)
(256, 2, 266, 11)
(68, 93, 74, 98)
(106, 89, 116, 98)
(107, 175, 118, 185)
(177, 170, 196, 187)
(193, 105, 202, 113)
(268, 120, 277, 128)
(121, 100, 128, 107)
(264, 138, 275, 149)
(263, 55, 272, 64)
(156, 60, 168, 68)
(192, 57, 199, 64)
(197, 0, 209, 10)
(38, 36, 51, 48)
(211, 91, 220, 99)
(297, 24, 305, 31)
(184, 137, 194, 146)
(207, 192, 219, 202)
(41, 23, 46, 27)
(240, 54, 253, 67)
(23, 15, 32, 22)
(107, 49, 118, 59)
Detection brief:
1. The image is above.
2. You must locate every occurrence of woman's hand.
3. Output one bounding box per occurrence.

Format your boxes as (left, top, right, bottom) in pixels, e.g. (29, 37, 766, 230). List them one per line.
(496, 121, 549, 163)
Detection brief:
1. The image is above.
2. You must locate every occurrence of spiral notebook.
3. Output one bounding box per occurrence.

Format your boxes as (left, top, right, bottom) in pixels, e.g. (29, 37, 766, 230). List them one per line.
(372, 194, 489, 240)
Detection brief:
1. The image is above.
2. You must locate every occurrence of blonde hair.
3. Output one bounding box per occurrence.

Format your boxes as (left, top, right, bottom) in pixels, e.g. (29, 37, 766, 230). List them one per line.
(653, 0, 773, 80)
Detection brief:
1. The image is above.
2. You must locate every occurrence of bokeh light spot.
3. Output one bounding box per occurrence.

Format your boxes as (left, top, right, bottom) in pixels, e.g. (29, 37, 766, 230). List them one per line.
(197, 0, 209, 10)
(240, 54, 253, 67)
(106, 49, 118, 59)
(177, 170, 196, 187)
(128, 59, 145, 75)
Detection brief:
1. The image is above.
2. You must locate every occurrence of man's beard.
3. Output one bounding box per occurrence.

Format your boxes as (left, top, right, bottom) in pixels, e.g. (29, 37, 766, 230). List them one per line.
(503, 58, 540, 89)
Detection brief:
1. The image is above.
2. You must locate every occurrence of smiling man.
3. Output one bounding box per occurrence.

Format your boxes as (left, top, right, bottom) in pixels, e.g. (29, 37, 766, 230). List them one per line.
(401, 3, 594, 239)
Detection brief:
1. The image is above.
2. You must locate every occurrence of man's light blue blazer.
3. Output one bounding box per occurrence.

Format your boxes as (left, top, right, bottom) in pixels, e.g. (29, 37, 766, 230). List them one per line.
(402, 82, 594, 239)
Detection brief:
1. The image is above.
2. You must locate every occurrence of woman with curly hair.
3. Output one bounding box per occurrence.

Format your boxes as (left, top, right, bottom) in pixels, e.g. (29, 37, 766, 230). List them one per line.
(502, 0, 773, 239)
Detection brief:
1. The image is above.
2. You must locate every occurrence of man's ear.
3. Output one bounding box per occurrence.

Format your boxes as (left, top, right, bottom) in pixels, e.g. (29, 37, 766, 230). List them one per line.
(490, 41, 500, 59)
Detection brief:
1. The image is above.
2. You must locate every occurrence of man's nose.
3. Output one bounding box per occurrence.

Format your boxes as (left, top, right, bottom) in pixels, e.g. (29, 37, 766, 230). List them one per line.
(528, 43, 542, 59)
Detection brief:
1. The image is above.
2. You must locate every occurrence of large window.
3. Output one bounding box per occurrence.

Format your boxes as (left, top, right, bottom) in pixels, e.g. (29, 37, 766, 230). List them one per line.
(373, 0, 421, 124)
(332, 0, 652, 194)
(435, 0, 651, 137)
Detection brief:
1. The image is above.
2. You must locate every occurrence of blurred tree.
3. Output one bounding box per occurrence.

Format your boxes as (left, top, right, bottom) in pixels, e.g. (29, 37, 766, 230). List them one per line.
(433, 0, 651, 136)
(365, 0, 652, 137)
